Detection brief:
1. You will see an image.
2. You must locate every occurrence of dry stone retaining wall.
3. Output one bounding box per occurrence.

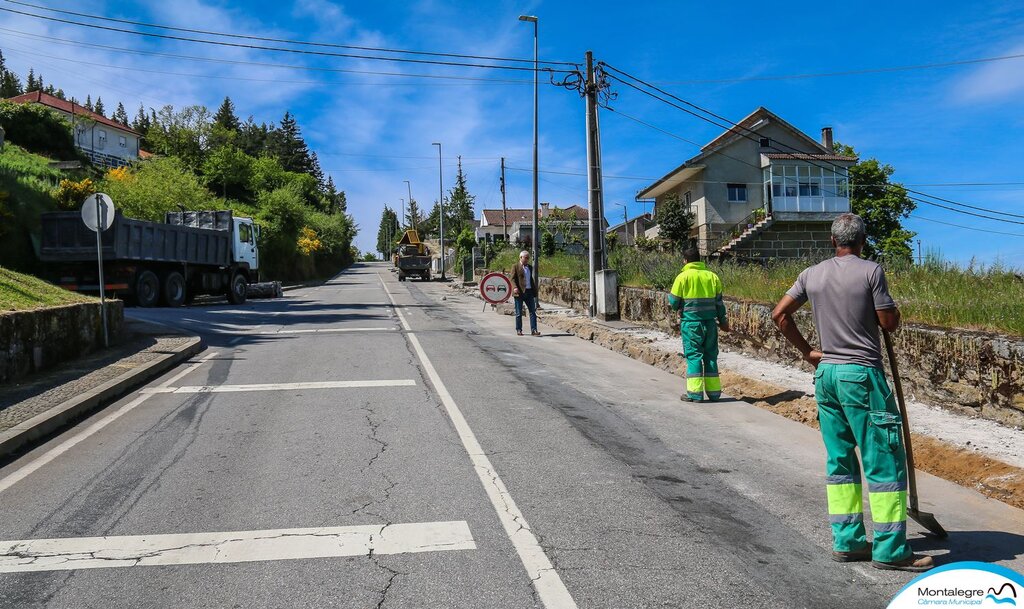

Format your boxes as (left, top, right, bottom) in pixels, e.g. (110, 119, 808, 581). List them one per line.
(0, 301, 123, 384)
(538, 277, 1024, 428)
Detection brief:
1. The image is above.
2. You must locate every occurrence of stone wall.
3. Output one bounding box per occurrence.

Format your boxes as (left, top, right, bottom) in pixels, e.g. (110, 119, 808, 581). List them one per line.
(730, 220, 834, 259)
(538, 277, 1024, 428)
(0, 301, 124, 384)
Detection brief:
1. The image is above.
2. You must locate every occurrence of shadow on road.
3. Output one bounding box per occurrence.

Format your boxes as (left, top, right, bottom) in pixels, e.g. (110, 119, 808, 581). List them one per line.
(912, 530, 1024, 564)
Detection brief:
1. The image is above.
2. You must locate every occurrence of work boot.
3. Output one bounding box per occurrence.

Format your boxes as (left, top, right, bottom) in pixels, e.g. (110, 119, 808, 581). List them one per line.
(872, 554, 935, 572)
(831, 546, 871, 563)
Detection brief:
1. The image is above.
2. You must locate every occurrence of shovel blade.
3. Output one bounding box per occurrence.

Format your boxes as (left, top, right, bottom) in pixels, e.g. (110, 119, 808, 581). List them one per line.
(909, 508, 948, 539)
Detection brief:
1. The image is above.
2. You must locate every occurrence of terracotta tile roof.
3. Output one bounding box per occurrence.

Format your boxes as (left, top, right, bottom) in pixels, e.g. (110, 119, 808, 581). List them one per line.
(762, 152, 858, 162)
(5, 91, 140, 135)
(481, 205, 589, 225)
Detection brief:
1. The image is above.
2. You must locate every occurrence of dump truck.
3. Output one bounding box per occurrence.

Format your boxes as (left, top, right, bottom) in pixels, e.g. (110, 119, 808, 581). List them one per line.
(394, 229, 431, 281)
(39, 210, 260, 307)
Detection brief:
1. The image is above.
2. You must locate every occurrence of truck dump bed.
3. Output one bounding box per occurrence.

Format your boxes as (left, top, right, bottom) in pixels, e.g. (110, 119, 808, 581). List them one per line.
(39, 211, 231, 266)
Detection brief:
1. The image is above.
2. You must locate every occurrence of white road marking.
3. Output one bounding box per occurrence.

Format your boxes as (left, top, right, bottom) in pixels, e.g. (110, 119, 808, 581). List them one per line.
(229, 336, 244, 345)
(254, 327, 395, 335)
(142, 380, 416, 394)
(0, 352, 219, 495)
(0, 521, 475, 573)
(378, 274, 578, 609)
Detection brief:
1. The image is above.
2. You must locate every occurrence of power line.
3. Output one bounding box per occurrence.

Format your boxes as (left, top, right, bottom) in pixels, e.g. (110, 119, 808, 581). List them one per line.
(0, 44, 531, 88)
(600, 63, 1024, 223)
(652, 52, 1024, 85)
(0, 5, 574, 73)
(910, 215, 1024, 237)
(0, 28, 535, 84)
(1, 0, 578, 67)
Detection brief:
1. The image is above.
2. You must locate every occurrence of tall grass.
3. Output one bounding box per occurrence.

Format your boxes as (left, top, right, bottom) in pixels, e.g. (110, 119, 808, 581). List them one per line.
(488, 248, 1024, 336)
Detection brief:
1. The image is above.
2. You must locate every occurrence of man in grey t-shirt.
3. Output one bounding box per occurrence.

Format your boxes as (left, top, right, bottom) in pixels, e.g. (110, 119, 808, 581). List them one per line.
(772, 213, 933, 572)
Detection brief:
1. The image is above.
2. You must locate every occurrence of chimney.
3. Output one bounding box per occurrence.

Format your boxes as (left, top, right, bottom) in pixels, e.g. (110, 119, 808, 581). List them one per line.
(540, 202, 550, 217)
(821, 126, 834, 151)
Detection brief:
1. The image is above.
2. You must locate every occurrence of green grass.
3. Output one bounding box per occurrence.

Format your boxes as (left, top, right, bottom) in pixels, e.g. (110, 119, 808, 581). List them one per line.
(0, 266, 94, 312)
(489, 249, 1024, 337)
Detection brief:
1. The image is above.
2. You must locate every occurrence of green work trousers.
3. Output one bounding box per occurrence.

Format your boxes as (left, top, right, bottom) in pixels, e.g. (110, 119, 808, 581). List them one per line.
(680, 319, 721, 401)
(814, 363, 911, 563)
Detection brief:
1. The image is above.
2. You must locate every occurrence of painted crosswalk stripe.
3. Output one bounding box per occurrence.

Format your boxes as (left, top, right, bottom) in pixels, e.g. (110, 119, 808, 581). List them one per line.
(0, 521, 475, 573)
(141, 380, 416, 394)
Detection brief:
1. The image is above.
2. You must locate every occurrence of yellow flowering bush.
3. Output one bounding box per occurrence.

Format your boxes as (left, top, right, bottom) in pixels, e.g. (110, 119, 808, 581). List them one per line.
(105, 166, 132, 182)
(52, 177, 96, 210)
(296, 226, 323, 256)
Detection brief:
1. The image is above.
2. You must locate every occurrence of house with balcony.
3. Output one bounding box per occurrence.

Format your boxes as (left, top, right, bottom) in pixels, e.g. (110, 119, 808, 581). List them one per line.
(636, 107, 857, 259)
(5, 91, 141, 168)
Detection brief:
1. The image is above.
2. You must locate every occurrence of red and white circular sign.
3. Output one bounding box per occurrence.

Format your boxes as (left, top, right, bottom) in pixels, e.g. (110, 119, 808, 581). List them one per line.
(480, 272, 513, 304)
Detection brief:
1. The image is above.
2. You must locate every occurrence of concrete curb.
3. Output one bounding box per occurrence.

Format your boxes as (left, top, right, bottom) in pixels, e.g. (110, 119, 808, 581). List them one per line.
(0, 335, 204, 458)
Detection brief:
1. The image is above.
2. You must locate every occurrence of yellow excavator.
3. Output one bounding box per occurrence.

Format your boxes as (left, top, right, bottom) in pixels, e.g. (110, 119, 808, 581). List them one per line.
(394, 230, 432, 281)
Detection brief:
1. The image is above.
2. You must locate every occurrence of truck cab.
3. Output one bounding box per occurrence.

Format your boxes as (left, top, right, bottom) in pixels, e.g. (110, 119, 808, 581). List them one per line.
(233, 216, 259, 279)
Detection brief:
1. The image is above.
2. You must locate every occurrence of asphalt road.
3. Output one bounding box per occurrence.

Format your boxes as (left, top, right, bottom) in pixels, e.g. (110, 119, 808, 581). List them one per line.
(1, 262, 1021, 608)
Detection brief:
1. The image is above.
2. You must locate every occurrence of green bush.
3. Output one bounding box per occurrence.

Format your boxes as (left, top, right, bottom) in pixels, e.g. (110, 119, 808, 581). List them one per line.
(0, 144, 68, 272)
(0, 101, 81, 160)
(96, 157, 218, 221)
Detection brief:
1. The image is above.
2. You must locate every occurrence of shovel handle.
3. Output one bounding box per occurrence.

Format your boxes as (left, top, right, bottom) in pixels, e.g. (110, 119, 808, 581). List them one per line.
(882, 329, 920, 513)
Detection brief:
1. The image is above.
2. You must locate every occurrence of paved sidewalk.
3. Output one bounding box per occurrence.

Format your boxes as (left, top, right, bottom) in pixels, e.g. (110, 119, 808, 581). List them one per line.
(0, 319, 199, 454)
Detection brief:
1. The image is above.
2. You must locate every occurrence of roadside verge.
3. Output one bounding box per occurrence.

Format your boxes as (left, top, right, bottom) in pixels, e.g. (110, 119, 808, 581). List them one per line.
(0, 321, 202, 459)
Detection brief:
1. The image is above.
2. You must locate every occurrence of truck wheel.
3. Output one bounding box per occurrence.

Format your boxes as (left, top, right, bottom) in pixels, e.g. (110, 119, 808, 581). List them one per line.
(227, 272, 248, 305)
(161, 272, 187, 307)
(421, 270, 430, 281)
(135, 270, 160, 308)
(398, 273, 406, 282)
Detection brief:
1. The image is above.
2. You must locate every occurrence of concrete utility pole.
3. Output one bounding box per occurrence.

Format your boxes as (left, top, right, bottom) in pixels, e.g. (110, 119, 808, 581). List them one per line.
(400, 198, 405, 231)
(500, 157, 508, 243)
(519, 14, 539, 286)
(432, 142, 446, 280)
(584, 51, 617, 320)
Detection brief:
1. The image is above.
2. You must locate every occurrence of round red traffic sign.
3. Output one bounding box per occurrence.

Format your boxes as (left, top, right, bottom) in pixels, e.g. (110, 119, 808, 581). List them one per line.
(480, 272, 513, 304)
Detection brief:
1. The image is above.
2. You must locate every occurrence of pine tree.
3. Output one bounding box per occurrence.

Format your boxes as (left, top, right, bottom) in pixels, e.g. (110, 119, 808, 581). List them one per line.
(0, 50, 23, 97)
(93, 96, 105, 116)
(112, 102, 130, 126)
(54, 88, 66, 100)
(447, 156, 476, 236)
(213, 96, 241, 132)
(268, 111, 313, 174)
(131, 103, 151, 133)
(84, 94, 93, 111)
(238, 117, 270, 158)
(376, 206, 400, 258)
(405, 198, 423, 231)
(309, 151, 325, 188)
(43, 84, 56, 96)
(25, 68, 36, 92)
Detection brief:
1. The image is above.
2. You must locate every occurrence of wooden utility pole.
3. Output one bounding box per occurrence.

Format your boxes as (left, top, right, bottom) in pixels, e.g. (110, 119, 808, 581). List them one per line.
(500, 157, 508, 243)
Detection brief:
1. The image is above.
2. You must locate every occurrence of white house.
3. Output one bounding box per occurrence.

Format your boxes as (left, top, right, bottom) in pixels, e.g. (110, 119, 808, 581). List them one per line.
(476, 203, 596, 247)
(6, 91, 141, 168)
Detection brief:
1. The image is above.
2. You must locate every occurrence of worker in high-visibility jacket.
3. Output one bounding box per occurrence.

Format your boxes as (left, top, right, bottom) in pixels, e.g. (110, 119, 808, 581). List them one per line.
(668, 247, 729, 402)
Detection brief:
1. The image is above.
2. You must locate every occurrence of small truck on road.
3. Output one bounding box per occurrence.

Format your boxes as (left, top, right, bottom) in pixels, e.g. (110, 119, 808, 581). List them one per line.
(394, 229, 432, 281)
(39, 210, 260, 307)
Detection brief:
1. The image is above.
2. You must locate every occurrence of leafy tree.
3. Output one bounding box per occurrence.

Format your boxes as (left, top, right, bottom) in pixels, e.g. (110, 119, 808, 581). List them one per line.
(541, 231, 556, 256)
(833, 143, 916, 261)
(93, 97, 105, 116)
(54, 88, 65, 100)
(203, 145, 253, 199)
(145, 104, 213, 171)
(655, 192, 694, 251)
(376, 206, 400, 258)
(97, 156, 217, 220)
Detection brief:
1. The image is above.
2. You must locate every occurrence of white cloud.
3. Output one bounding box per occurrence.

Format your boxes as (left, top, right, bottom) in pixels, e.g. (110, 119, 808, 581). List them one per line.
(952, 43, 1024, 104)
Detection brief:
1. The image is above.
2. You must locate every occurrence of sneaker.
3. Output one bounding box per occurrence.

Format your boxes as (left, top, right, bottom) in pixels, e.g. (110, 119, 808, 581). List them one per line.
(872, 554, 935, 572)
(531, 330, 541, 336)
(832, 546, 871, 563)
(517, 331, 523, 336)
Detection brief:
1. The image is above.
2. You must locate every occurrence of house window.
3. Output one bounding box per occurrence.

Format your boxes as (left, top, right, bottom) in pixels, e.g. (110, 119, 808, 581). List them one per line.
(759, 137, 771, 148)
(97, 129, 107, 149)
(727, 184, 747, 202)
(798, 180, 821, 197)
(118, 136, 127, 148)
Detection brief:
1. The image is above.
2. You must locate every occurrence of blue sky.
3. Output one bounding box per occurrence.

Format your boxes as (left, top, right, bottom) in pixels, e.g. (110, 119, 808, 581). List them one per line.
(2, 0, 1023, 263)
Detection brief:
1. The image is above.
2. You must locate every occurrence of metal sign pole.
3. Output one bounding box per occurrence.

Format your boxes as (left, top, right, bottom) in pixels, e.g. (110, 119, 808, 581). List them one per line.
(94, 194, 109, 347)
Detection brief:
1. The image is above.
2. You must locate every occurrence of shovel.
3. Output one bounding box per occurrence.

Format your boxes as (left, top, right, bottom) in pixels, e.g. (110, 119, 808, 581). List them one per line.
(882, 329, 948, 539)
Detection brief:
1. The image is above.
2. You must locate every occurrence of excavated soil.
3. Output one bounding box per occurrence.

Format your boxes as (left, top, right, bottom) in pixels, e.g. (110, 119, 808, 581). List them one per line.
(540, 312, 1024, 511)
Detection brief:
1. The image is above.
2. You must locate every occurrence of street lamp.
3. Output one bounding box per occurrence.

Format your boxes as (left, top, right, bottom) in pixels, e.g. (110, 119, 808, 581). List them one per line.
(614, 202, 629, 245)
(432, 142, 445, 280)
(519, 14, 539, 281)
(404, 180, 415, 230)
